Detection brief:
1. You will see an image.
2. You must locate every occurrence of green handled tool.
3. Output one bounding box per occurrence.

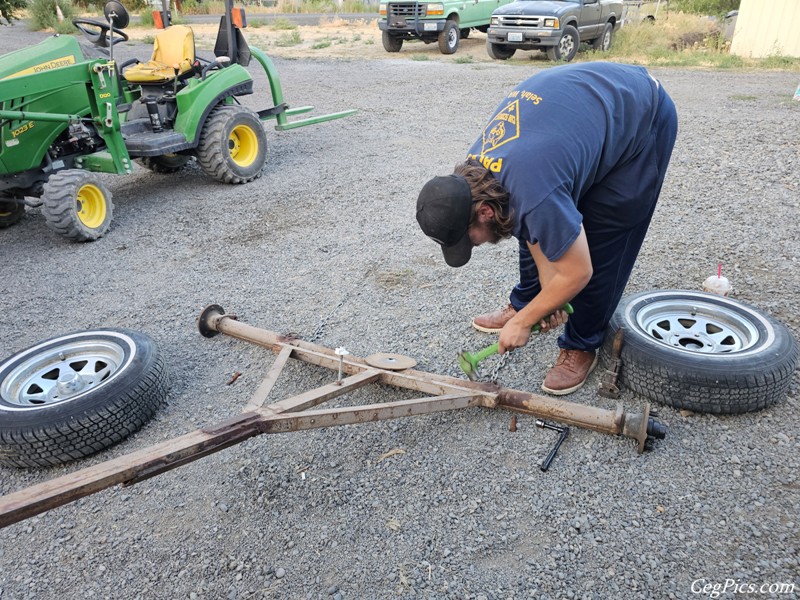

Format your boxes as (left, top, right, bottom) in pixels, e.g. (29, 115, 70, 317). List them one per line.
(457, 303, 574, 381)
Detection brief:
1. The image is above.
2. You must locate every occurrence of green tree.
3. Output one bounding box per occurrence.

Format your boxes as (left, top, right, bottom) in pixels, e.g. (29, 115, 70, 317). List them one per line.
(0, 0, 27, 24)
(672, 0, 741, 16)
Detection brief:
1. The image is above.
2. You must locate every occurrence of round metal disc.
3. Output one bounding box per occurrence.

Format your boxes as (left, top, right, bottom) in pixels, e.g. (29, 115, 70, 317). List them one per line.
(365, 353, 417, 371)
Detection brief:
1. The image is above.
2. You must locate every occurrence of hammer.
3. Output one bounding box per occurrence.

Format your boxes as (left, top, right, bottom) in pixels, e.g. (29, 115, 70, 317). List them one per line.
(457, 303, 574, 381)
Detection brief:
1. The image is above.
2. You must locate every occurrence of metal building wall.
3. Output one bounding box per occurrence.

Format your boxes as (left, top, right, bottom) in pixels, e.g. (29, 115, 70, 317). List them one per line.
(730, 0, 800, 58)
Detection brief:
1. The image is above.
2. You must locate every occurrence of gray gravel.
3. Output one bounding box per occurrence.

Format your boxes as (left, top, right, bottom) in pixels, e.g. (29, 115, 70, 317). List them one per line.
(1, 28, 799, 600)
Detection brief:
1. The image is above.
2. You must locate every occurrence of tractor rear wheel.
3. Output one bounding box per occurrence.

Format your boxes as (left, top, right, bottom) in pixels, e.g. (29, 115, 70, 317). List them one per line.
(197, 105, 267, 184)
(41, 170, 113, 242)
(138, 154, 192, 174)
(0, 194, 25, 228)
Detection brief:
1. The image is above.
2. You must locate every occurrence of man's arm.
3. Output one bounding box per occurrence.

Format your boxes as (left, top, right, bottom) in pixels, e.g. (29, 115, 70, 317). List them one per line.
(498, 225, 593, 353)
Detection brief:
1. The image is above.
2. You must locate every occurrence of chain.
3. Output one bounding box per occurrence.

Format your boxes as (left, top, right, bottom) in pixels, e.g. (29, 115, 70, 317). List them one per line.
(307, 298, 345, 343)
(488, 350, 513, 384)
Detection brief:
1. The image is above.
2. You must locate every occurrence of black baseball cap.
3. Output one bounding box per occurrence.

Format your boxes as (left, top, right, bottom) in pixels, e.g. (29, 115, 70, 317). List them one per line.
(416, 175, 473, 268)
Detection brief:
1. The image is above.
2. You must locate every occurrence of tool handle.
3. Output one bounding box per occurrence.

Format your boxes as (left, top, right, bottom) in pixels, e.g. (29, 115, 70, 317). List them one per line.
(541, 427, 570, 472)
(473, 343, 499, 361)
(530, 302, 574, 333)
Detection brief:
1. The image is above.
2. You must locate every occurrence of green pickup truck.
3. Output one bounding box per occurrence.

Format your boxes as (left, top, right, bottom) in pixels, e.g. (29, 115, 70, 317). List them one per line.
(379, 0, 516, 54)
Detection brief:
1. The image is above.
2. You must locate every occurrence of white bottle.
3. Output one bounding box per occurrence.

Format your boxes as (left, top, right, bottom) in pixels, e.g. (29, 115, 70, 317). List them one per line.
(703, 264, 732, 296)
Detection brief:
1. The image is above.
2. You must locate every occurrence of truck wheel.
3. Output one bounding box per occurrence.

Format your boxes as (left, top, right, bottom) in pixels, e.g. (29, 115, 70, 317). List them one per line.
(0, 329, 169, 468)
(600, 290, 799, 415)
(138, 154, 192, 174)
(40, 170, 113, 242)
(546, 25, 579, 62)
(197, 105, 268, 184)
(460, 28, 470, 39)
(382, 31, 403, 52)
(438, 20, 460, 54)
(0, 195, 24, 228)
(591, 22, 614, 52)
(487, 40, 516, 60)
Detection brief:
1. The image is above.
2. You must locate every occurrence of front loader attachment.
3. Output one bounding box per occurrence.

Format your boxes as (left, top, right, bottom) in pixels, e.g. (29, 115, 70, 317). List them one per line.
(250, 48, 356, 131)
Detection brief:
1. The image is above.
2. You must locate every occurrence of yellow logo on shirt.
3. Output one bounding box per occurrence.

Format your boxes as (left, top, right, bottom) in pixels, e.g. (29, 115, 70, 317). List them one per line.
(481, 100, 520, 154)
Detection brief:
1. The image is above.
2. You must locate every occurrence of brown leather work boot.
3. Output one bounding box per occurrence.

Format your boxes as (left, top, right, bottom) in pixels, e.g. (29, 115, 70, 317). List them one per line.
(472, 304, 517, 333)
(541, 349, 598, 396)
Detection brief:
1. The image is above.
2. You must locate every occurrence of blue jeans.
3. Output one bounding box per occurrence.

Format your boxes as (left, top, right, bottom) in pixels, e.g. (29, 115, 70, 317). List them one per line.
(509, 84, 678, 352)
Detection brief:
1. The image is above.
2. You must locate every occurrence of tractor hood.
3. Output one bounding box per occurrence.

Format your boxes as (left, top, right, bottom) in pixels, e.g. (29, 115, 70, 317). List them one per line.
(0, 35, 85, 81)
(492, 0, 573, 17)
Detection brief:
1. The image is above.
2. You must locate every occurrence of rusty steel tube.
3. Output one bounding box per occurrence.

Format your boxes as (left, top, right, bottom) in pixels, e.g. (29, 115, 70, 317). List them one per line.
(199, 305, 660, 452)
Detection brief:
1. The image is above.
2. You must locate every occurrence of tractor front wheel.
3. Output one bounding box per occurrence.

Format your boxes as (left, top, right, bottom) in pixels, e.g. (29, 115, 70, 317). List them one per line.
(0, 194, 25, 228)
(197, 106, 267, 184)
(41, 171, 113, 242)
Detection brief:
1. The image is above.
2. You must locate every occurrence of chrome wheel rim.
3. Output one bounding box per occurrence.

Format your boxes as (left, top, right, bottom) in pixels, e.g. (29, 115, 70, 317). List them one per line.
(448, 27, 458, 48)
(560, 34, 575, 56)
(1, 340, 126, 408)
(634, 299, 760, 355)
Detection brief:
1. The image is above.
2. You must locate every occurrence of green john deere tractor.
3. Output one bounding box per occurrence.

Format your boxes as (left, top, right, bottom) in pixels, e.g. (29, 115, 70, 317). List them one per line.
(0, 0, 355, 241)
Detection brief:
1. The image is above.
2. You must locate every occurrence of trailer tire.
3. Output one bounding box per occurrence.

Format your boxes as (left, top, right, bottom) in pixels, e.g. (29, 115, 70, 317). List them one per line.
(40, 170, 113, 242)
(0, 329, 169, 468)
(601, 290, 798, 415)
(138, 154, 192, 174)
(438, 20, 460, 54)
(382, 31, 403, 52)
(0, 196, 24, 228)
(197, 105, 267, 184)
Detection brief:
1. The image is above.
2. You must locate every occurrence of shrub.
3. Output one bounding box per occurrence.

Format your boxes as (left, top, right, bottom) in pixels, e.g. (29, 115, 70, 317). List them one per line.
(139, 9, 153, 26)
(275, 30, 301, 46)
(1, 0, 27, 24)
(29, 0, 76, 31)
(270, 16, 296, 30)
(671, 0, 740, 17)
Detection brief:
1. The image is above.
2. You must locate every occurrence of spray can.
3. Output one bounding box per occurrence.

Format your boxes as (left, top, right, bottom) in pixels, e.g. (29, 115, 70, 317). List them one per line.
(703, 263, 732, 296)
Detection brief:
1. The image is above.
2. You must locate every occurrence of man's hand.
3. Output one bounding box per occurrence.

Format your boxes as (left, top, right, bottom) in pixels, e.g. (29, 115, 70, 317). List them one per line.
(537, 308, 570, 333)
(498, 318, 532, 354)
(498, 309, 570, 354)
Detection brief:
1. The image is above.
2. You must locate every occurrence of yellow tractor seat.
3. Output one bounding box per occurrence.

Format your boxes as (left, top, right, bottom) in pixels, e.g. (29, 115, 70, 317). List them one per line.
(124, 25, 196, 84)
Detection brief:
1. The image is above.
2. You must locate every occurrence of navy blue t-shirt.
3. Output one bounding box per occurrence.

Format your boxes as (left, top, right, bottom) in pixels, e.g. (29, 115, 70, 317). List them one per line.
(466, 62, 660, 261)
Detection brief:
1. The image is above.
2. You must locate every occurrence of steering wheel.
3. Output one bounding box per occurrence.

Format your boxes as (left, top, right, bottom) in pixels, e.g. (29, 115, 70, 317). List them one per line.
(72, 18, 129, 47)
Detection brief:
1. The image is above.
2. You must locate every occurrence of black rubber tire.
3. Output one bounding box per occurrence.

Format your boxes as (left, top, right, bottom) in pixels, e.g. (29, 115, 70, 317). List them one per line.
(460, 28, 470, 39)
(476, 25, 489, 33)
(600, 290, 799, 415)
(591, 22, 614, 52)
(197, 105, 268, 184)
(382, 30, 403, 52)
(546, 25, 580, 62)
(0, 196, 24, 228)
(138, 154, 192, 174)
(487, 40, 516, 60)
(438, 19, 460, 54)
(40, 170, 113, 242)
(0, 329, 169, 468)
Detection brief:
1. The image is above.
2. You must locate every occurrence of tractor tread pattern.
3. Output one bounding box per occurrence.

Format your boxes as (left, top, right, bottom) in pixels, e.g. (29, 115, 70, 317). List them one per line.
(40, 170, 113, 242)
(197, 106, 266, 184)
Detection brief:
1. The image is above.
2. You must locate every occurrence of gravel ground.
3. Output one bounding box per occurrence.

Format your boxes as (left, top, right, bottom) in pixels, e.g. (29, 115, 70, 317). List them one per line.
(1, 26, 799, 600)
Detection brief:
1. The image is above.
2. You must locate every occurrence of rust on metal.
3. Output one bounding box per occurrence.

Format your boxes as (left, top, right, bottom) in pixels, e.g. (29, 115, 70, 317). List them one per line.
(598, 328, 625, 399)
(0, 304, 665, 530)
